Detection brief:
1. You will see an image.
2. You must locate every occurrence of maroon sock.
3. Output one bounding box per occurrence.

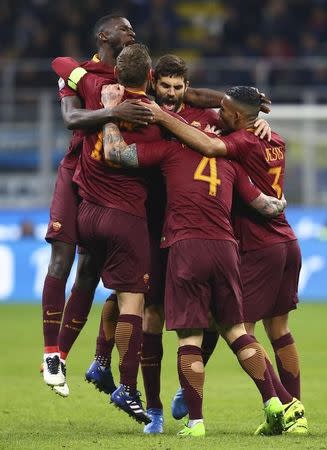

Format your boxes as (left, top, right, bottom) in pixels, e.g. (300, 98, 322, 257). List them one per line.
(202, 330, 219, 366)
(42, 275, 66, 350)
(95, 316, 115, 368)
(141, 332, 163, 409)
(115, 314, 142, 394)
(230, 335, 276, 403)
(249, 335, 293, 404)
(58, 286, 94, 359)
(177, 345, 204, 420)
(93, 293, 118, 367)
(272, 333, 300, 400)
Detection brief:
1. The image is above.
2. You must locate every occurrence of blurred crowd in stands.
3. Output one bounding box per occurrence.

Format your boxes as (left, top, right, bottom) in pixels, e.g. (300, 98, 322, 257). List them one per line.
(1, 0, 326, 90)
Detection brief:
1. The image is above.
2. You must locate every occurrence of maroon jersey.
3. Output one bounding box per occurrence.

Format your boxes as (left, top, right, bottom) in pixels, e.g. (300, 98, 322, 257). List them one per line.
(178, 103, 224, 134)
(58, 55, 116, 169)
(136, 140, 261, 247)
(219, 130, 297, 251)
(72, 74, 164, 218)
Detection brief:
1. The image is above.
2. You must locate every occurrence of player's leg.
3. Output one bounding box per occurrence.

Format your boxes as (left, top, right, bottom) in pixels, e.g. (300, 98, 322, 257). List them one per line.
(212, 240, 287, 434)
(42, 165, 79, 390)
(264, 240, 302, 401)
(111, 291, 151, 424)
(222, 323, 286, 435)
(58, 250, 101, 370)
(141, 244, 167, 433)
(165, 239, 212, 436)
(92, 207, 151, 424)
(264, 314, 300, 399)
(172, 313, 219, 420)
(176, 329, 205, 437)
(86, 293, 119, 394)
(142, 304, 165, 434)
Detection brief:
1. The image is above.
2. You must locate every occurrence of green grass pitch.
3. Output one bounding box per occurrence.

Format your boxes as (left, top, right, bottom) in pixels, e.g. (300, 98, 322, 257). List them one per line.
(0, 303, 326, 449)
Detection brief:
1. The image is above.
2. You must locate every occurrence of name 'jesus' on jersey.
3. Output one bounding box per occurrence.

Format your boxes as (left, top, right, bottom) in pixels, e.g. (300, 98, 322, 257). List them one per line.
(219, 130, 297, 251)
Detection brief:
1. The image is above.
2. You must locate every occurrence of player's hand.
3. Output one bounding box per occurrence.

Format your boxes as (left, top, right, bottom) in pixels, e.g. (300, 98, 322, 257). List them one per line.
(254, 118, 271, 141)
(142, 101, 165, 122)
(112, 100, 154, 125)
(101, 84, 125, 108)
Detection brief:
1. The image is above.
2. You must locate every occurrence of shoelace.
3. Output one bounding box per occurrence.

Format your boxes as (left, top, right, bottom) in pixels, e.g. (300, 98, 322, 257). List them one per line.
(46, 356, 60, 375)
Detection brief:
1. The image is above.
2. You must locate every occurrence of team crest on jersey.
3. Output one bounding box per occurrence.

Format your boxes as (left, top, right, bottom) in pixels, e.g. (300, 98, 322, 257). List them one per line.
(191, 121, 201, 128)
(52, 221, 62, 232)
(58, 77, 65, 90)
(143, 273, 150, 285)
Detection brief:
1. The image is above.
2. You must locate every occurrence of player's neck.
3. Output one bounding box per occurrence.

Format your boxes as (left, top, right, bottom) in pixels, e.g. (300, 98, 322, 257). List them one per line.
(97, 48, 115, 67)
(124, 83, 148, 95)
(236, 119, 254, 131)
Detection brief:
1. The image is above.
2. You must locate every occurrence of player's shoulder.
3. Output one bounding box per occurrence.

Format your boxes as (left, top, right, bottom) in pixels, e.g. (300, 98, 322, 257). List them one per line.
(270, 131, 285, 146)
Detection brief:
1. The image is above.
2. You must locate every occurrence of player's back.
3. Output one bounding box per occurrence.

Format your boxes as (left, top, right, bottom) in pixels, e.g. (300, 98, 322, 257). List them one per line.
(74, 82, 164, 218)
(137, 140, 254, 247)
(220, 129, 296, 251)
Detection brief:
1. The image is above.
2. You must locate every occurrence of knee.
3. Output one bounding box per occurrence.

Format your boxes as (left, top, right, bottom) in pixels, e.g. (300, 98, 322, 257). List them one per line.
(143, 305, 164, 333)
(263, 316, 290, 341)
(48, 251, 73, 280)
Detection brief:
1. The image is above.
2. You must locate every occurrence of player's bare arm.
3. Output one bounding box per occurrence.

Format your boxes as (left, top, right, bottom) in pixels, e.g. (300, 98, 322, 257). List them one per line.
(250, 193, 287, 218)
(147, 101, 227, 156)
(185, 87, 271, 114)
(103, 122, 139, 167)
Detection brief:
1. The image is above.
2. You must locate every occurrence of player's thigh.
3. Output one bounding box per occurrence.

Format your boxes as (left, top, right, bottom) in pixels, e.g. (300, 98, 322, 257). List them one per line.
(46, 165, 79, 245)
(241, 244, 285, 322)
(165, 239, 212, 331)
(273, 240, 301, 317)
(100, 210, 151, 293)
(210, 240, 244, 327)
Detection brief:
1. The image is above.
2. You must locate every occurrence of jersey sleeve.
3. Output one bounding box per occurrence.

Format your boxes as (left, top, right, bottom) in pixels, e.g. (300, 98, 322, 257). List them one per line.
(232, 161, 261, 204)
(219, 131, 247, 161)
(137, 140, 177, 167)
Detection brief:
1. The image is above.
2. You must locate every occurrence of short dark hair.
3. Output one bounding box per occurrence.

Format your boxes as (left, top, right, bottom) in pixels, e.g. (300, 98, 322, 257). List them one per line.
(93, 14, 125, 42)
(116, 43, 152, 87)
(225, 86, 261, 109)
(153, 54, 188, 82)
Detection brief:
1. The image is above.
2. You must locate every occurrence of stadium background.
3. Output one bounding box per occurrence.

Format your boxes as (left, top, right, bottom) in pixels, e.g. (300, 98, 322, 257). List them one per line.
(1, 1, 327, 448)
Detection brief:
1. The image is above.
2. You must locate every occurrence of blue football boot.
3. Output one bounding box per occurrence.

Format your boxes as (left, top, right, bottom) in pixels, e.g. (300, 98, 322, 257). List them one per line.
(85, 360, 116, 394)
(171, 387, 188, 420)
(111, 384, 151, 424)
(143, 408, 164, 434)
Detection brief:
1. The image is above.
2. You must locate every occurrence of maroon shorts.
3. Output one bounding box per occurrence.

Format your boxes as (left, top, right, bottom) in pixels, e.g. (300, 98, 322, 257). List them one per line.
(45, 165, 79, 245)
(145, 234, 168, 307)
(77, 200, 150, 293)
(241, 240, 301, 322)
(165, 239, 243, 330)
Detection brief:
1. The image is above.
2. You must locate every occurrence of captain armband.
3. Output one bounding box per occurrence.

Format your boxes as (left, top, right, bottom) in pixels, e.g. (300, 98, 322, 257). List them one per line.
(67, 67, 87, 91)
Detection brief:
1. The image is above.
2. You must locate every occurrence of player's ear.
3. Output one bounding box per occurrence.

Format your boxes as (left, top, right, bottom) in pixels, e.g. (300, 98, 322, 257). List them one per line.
(185, 80, 189, 91)
(98, 31, 108, 43)
(148, 68, 153, 81)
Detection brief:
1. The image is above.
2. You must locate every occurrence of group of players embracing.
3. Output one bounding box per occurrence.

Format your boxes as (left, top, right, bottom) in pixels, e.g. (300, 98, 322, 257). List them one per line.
(41, 13, 308, 437)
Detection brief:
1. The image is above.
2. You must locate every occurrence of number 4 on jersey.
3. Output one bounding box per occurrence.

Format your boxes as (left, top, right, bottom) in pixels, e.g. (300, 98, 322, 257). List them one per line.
(194, 157, 221, 196)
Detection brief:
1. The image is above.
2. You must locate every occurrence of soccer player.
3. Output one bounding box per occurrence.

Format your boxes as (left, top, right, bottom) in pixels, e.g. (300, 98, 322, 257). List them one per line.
(143, 86, 307, 434)
(42, 14, 153, 397)
(52, 43, 167, 425)
(97, 83, 297, 436)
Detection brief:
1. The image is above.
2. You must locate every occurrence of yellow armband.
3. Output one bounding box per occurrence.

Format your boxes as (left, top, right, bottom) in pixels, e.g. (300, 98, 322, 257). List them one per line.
(67, 67, 87, 91)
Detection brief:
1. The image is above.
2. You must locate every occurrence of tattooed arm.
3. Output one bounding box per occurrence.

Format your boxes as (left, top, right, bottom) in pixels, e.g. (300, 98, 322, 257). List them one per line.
(250, 193, 287, 218)
(102, 122, 139, 167)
